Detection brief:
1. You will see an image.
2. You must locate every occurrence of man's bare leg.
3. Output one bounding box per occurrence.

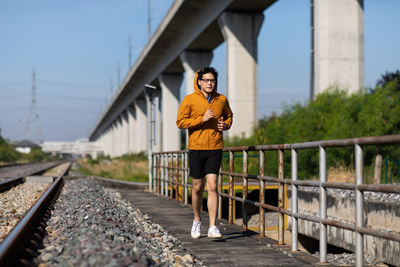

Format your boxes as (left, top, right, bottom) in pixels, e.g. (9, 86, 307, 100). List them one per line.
(206, 174, 218, 227)
(192, 178, 205, 222)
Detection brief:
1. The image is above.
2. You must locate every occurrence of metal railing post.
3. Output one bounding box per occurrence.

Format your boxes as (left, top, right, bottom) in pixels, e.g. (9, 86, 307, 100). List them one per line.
(157, 154, 161, 194)
(229, 151, 234, 224)
(180, 153, 185, 204)
(166, 153, 170, 197)
(291, 148, 298, 251)
(153, 154, 157, 192)
(160, 154, 164, 195)
(355, 144, 364, 267)
(171, 153, 175, 199)
(278, 149, 284, 245)
(184, 151, 188, 205)
(259, 149, 265, 237)
(218, 163, 222, 220)
(319, 146, 327, 263)
(175, 153, 179, 201)
(155, 154, 159, 194)
(242, 150, 248, 230)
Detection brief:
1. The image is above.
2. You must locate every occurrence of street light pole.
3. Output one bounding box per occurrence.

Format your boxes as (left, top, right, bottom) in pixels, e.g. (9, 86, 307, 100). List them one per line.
(145, 84, 157, 191)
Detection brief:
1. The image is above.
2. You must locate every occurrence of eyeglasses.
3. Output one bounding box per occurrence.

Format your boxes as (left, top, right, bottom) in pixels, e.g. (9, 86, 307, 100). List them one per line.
(201, 79, 216, 83)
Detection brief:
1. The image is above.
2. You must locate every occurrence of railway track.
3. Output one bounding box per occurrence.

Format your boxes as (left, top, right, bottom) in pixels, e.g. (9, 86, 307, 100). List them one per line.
(0, 162, 61, 183)
(0, 162, 71, 266)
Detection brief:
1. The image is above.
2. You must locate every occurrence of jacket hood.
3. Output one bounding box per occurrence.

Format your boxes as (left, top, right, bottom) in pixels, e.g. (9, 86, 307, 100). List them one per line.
(194, 69, 217, 94)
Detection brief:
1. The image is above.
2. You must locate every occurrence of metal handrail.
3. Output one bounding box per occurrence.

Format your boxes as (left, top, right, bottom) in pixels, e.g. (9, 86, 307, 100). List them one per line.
(151, 134, 400, 267)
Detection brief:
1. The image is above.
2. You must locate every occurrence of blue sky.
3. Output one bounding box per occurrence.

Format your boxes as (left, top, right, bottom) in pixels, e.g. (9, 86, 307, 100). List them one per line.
(0, 0, 399, 142)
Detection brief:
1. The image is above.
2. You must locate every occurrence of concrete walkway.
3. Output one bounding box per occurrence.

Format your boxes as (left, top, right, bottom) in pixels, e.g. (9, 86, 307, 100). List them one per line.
(116, 189, 324, 267)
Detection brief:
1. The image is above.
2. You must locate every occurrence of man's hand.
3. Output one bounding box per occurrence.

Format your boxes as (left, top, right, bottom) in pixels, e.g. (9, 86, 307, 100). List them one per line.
(218, 117, 226, 131)
(203, 108, 214, 122)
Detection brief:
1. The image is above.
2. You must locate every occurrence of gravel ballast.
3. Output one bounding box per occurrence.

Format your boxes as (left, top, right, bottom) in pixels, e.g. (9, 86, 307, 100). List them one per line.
(0, 182, 49, 242)
(35, 177, 204, 267)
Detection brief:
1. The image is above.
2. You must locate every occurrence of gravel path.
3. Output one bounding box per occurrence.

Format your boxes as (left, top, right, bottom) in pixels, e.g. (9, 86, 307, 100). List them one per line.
(35, 177, 205, 267)
(0, 182, 49, 242)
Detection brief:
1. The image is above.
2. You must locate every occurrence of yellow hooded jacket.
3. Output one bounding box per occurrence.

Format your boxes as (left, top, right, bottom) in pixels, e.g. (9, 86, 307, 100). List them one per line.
(176, 70, 233, 150)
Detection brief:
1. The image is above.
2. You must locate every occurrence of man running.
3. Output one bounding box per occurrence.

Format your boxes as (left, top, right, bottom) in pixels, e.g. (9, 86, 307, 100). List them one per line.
(176, 67, 233, 239)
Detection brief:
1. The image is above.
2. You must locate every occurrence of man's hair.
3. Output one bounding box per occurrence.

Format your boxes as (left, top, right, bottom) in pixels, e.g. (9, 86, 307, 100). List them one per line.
(197, 67, 218, 90)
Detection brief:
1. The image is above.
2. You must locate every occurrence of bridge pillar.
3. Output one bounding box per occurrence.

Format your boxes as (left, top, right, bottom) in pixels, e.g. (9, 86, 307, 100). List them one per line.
(104, 126, 112, 156)
(135, 98, 147, 153)
(218, 12, 264, 138)
(312, 0, 364, 98)
(127, 105, 136, 153)
(158, 73, 183, 151)
(180, 51, 213, 96)
(121, 111, 129, 155)
(116, 116, 123, 157)
(111, 122, 117, 158)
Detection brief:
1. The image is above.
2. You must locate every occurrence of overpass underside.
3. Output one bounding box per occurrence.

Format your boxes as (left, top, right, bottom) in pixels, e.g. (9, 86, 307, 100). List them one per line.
(89, 0, 364, 158)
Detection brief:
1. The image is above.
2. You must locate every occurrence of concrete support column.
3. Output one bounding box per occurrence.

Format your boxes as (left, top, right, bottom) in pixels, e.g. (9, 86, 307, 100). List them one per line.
(111, 122, 116, 158)
(218, 12, 264, 138)
(135, 99, 147, 153)
(127, 105, 136, 153)
(180, 51, 213, 96)
(121, 111, 129, 155)
(105, 126, 112, 156)
(312, 0, 364, 97)
(117, 116, 123, 157)
(158, 73, 183, 151)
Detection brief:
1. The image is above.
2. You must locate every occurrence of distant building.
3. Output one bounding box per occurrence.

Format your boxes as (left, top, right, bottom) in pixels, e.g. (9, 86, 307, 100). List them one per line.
(15, 140, 40, 154)
(41, 138, 103, 159)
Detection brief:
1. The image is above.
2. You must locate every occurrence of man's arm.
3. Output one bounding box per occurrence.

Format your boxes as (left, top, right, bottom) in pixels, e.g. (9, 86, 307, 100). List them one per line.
(222, 99, 233, 130)
(176, 98, 204, 129)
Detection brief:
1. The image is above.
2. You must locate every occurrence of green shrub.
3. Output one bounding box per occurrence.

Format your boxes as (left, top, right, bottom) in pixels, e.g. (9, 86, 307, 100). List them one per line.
(224, 70, 400, 181)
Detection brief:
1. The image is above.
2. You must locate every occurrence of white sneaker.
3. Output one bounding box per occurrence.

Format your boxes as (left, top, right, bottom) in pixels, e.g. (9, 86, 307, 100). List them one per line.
(207, 226, 222, 239)
(191, 220, 201, 239)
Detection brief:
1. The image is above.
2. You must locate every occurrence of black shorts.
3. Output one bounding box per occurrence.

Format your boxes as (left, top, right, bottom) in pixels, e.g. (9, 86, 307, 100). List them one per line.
(189, 150, 222, 179)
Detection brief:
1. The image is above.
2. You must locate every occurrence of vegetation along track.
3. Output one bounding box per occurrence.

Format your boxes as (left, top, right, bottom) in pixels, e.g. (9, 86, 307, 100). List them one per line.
(0, 162, 71, 266)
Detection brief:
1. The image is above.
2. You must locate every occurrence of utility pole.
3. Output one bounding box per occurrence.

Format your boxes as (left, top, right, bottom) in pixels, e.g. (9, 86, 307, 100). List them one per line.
(24, 68, 43, 143)
(128, 36, 132, 69)
(147, 0, 151, 40)
(117, 62, 121, 87)
(110, 78, 113, 96)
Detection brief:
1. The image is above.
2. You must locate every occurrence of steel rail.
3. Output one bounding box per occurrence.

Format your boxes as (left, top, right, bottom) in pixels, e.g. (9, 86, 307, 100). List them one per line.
(0, 162, 71, 265)
(0, 162, 62, 193)
(0, 178, 24, 193)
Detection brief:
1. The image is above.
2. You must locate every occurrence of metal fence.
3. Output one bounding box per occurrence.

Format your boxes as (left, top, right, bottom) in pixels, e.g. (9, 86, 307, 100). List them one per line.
(151, 134, 400, 267)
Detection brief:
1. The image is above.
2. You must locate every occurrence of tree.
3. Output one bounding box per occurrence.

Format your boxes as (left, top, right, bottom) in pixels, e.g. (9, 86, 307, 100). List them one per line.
(376, 69, 400, 91)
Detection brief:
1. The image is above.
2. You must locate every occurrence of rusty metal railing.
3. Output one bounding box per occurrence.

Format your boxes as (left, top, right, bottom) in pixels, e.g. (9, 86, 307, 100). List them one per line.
(151, 135, 400, 267)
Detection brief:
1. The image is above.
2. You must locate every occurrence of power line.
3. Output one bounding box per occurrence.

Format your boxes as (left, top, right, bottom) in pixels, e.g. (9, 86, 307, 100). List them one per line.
(0, 93, 103, 102)
(36, 80, 107, 89)
(39, 106, 99, 114)
(0, 81, 30, 86)
(0, 106, 99, 113)
(38, 94, 104, 102)
(0, 94, 29, 100)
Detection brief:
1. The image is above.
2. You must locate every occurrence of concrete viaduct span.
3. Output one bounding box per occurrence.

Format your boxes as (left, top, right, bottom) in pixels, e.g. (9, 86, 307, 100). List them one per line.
(89, 0, 364, 157)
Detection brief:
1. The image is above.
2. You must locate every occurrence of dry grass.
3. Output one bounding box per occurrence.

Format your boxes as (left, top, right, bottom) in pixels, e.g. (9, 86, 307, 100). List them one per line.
(327, 165, 355, 183)
(76, 157, 149, 182)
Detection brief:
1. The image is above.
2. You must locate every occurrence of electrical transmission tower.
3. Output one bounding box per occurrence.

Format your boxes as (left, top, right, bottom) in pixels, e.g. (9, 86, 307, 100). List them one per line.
(24, 68, 43, 143)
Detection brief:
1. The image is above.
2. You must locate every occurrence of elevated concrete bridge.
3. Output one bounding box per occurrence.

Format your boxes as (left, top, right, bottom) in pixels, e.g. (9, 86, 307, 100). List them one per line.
(89, 0, 364, 157)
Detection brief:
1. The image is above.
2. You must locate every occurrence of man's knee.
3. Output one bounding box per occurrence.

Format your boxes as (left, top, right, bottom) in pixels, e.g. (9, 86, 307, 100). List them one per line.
(206, 174, 218, 192)
(206, 182, 218, 193)
(192, 179, 204, 193)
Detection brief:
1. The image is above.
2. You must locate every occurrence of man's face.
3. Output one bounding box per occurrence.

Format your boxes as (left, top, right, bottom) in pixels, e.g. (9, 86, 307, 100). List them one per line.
(199, 73, 216, 95)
